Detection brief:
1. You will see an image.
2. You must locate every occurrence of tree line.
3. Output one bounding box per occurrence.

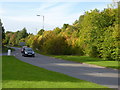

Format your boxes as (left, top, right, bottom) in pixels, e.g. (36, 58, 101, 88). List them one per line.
(2, 27, 29, 46)
(2, 3, 120, 61)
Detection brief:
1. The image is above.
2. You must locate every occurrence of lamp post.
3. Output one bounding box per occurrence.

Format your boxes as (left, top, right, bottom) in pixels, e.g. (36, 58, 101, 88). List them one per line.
(37, 15, 44, 30)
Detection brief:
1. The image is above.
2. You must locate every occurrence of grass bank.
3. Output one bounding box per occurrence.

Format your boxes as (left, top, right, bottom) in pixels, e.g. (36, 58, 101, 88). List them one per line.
(34, 49, 119, 69)
(2, 56, 108, 88)
(51, 55, 119, 69)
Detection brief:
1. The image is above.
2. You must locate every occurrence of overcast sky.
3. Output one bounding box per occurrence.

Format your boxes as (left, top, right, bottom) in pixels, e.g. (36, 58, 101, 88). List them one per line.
(0, 0, 113, 34)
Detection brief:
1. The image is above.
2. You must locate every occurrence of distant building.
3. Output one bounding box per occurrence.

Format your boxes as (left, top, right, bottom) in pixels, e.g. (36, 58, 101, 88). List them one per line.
(19, 42, 26, 46)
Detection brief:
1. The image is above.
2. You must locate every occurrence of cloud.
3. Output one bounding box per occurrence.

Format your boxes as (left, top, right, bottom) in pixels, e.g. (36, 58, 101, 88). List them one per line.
(1, 1, 113, 34)
(2, 2, 81, 30)
(34, 2, 81, 27)
(0, 8, 5, 16)
(5, 16, 41, 22)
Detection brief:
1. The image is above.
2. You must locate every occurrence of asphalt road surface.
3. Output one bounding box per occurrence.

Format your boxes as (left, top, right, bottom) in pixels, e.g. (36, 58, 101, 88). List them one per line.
(11, 47, 118, 89)
(0, 53, 7, 56)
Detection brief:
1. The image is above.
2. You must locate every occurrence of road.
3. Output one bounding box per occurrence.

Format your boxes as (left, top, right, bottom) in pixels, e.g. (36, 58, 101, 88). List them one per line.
(0, 53, 7, 56)
(11, 47, 118, 89)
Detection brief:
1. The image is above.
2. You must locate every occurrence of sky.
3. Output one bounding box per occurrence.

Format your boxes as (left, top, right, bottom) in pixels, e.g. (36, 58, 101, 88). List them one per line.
(0, 0, 114, 34)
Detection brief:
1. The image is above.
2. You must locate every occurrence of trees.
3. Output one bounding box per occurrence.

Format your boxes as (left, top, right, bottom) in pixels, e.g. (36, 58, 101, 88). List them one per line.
(37, 29, 45, 35)
(0, 19, 5, 42)
(42, 35, 68, 55)
(70, 7, 119, 60)
(17, 28, 28, 40)
(53, 27, 61, 34)
(2, 27, 5, 40)
(62, 24, 69, 31)
(0, 19, 6, 47)
(25, 6, 118, 60)
(25, 34, 35, 47)
(4, 28, 28, 46)
(3, 3, 119, 60)
(14, 28, 28, 46)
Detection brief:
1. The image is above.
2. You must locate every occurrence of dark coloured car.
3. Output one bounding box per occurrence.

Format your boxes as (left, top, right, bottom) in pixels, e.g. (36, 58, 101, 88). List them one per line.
(22, 48, 35, 57)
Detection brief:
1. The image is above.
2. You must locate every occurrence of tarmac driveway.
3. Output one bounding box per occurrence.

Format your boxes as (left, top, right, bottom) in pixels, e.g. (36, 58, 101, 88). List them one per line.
(11, 47, 118, 89)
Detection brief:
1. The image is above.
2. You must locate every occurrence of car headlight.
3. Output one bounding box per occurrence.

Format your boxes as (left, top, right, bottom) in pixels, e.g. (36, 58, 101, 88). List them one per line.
(25, 51, 28, 54)
(32, 52, 35, 54)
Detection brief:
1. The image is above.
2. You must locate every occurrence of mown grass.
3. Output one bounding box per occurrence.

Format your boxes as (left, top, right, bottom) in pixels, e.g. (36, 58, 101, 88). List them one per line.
(51, 55, 119, 69)
(2, 56, 109, 88)
(34, 49, 119, 69)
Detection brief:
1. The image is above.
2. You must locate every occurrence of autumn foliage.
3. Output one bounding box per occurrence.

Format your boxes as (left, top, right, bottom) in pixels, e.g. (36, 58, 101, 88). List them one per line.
(4, 4, 120, 61)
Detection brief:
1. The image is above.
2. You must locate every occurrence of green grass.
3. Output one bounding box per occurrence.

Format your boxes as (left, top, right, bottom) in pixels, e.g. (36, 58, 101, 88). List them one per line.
(2, 56, 109, 88)
(34, 49, 119, 69)
(51, 55, 119, 69)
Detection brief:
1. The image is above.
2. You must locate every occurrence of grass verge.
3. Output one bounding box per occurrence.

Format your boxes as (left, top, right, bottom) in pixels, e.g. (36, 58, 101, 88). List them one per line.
(34, 49, 119, 69)
(51, 55, 119, 69)
(2, 56, 108, 88)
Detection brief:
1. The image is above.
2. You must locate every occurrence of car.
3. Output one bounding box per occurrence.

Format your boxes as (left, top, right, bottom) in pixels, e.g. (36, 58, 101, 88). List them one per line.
(22, 47, 35, 57)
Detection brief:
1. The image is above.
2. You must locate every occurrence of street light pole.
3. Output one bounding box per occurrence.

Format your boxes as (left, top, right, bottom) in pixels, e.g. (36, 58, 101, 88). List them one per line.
(43, 15, 44, 30)
(37, 15, 44, 30)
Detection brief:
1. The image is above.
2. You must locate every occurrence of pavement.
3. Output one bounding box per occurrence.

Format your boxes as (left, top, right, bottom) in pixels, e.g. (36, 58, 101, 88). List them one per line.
(10, 47, 119, 89)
